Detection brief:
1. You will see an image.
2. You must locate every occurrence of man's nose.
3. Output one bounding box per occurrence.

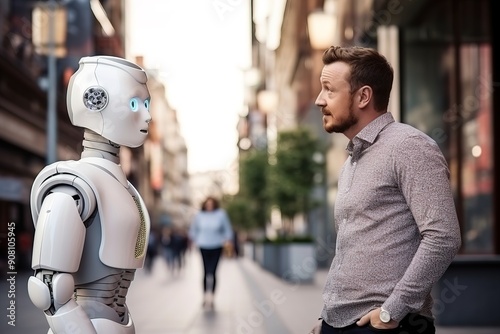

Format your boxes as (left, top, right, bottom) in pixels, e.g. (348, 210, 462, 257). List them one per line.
(315, 94, 324, 107)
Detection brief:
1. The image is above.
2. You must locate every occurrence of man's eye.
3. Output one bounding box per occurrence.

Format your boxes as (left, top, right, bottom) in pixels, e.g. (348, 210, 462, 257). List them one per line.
(130, 98, 139, 112)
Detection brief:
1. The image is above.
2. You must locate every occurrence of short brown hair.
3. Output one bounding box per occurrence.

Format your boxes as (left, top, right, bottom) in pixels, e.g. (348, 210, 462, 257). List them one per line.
(201, 196, 220, 211)
(322, 46, 393, 112)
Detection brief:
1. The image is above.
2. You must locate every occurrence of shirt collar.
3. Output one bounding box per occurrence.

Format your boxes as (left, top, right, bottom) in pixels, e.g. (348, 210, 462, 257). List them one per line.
(346, 112, 395, 158)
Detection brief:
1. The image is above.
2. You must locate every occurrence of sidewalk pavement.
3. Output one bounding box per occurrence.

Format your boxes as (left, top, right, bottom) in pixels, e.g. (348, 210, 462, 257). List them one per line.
(2, 251, 499, 333)
(127, 251, 500, 334)
(127, 249, 320, 334)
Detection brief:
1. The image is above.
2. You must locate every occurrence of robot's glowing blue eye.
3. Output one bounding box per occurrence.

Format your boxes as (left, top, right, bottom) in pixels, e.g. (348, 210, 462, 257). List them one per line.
(144, 99, 150, 110)
(129, 98, 139, 112)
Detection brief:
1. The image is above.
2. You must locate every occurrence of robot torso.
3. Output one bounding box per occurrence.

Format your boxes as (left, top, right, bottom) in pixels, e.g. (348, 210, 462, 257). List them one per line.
(31, 157, 150, 272)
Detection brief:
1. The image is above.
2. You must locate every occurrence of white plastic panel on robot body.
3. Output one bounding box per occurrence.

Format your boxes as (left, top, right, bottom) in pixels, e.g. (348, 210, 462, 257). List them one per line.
(31, 157, 150, 270)
(30, 161, 96, 225)
(46, 313, 135, 334)
(31, 192, 86, 272)
(45, 301, 135, 334)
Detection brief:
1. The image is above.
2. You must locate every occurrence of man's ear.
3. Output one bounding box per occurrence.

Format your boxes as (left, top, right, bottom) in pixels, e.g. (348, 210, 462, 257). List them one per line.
(357, 86, 372, 109)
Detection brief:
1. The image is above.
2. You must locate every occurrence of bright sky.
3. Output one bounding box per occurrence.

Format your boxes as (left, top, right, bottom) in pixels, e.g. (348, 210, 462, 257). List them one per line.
(127, 0, 251, 174)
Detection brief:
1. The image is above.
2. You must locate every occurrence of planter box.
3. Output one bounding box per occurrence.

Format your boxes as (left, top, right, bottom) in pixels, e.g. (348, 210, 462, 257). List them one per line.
(280, 243, 317, 283)
(257, 241, 317, 283)
(432, 255, 500, 327)
(262, 243, 281, 276)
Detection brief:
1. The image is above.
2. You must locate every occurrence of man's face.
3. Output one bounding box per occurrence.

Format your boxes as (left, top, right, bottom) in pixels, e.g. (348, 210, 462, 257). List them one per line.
(315, 62, 358, 135)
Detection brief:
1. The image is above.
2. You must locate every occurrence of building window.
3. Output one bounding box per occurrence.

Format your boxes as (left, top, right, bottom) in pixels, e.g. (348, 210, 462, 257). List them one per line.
(401, 0, 494, 254)
(459, 44, 493, 253)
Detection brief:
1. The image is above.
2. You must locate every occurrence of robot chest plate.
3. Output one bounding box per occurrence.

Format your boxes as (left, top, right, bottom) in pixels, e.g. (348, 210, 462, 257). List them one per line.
(91, 175, 150, 269)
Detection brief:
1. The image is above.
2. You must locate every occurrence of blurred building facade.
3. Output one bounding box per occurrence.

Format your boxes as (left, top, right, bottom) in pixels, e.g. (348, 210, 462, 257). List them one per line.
(135, 62, 191, 228)
(245, 0, 500, 326)
(242, 0, 338, 267)
(0, 0, 190, 269)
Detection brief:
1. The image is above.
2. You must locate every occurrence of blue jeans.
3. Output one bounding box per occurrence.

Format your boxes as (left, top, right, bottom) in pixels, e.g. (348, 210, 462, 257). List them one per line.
(321, 313, 435, 334)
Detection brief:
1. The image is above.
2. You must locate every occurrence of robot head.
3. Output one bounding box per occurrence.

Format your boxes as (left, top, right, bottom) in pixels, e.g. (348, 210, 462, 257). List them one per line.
(67, 56, 151, 148)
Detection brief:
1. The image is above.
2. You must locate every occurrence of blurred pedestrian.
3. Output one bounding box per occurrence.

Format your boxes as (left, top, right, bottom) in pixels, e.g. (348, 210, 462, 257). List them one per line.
(232, 229, 240, 257)
(178, 227, 190, 267)
(169, 226, 186, 273)
(308, 46, 461, 334)
(144, 226, 160, 273)
(160, 226, 175, 271)
(189, 196, 233, 309)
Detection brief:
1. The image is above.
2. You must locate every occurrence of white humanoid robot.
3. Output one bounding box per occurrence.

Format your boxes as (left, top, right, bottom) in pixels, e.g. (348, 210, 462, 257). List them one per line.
(28, 55, 151, 334)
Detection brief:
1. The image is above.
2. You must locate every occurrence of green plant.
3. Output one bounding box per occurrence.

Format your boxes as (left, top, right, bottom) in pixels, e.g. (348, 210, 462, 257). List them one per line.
(268, 127, 325, 235)
(224, 194, 255, 231)
(259, 235, 314, 244)
(227, 149, 270, 232)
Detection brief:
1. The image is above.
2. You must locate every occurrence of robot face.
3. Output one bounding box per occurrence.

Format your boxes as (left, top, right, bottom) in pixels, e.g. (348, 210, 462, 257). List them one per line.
(99, 75, 151, 147)
(67, 56, 152, 148)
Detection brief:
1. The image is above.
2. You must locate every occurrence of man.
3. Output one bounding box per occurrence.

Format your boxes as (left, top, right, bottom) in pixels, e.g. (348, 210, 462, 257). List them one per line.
(309, 46, 461, 334)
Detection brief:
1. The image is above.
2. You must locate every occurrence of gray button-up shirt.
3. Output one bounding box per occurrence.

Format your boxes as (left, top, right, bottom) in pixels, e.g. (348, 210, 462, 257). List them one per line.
(321, 112, 461, 327)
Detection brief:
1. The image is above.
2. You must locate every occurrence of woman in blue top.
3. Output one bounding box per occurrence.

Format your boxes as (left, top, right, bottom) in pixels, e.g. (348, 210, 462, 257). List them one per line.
(189, 196, 233, 308)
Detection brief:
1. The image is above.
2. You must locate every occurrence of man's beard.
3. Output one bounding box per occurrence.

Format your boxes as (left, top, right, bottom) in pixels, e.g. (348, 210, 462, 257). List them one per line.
(324, 96, 357, 134)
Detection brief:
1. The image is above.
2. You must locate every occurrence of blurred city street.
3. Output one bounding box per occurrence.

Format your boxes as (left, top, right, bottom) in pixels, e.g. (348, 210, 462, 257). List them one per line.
(1, 0, 500, 333)
(1, 250, 499, 334)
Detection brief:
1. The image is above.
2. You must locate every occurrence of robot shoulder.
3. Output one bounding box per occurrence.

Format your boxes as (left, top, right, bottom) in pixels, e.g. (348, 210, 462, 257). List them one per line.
(30, 161, 97, 226)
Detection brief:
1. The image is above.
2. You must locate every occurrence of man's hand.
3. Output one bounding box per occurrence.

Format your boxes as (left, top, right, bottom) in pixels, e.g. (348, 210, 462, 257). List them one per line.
(307, 318, 323, 334)
(356, 308, 399, 329)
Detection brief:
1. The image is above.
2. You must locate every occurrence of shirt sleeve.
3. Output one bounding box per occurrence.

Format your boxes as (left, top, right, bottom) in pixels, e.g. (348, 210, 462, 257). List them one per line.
(383, 134, 462, 322)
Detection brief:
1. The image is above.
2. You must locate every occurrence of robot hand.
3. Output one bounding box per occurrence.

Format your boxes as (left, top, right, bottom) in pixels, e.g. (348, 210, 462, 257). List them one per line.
(28, 271, 97, 333)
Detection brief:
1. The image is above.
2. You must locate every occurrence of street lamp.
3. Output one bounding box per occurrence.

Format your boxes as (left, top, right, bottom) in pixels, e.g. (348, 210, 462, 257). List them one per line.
(306, 0, 339, 105)
(90, 0, 115, 36)
(307, 0, 338, 50)
(257, 90, 278, 115)
(32, 1, 67, 164)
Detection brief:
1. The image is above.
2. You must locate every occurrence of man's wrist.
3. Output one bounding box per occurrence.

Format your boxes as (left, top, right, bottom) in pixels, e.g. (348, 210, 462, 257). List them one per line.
(379, 307, 391, 323)
(382, 297, 410, 323)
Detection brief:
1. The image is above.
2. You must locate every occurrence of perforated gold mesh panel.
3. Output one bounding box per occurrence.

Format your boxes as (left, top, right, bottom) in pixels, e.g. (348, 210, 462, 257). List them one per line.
(132, 196, 147, 258)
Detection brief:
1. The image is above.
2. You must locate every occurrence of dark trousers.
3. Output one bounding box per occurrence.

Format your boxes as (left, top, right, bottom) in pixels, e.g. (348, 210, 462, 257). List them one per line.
(199, 247, 223, 293)
(321, 313, 435, 334)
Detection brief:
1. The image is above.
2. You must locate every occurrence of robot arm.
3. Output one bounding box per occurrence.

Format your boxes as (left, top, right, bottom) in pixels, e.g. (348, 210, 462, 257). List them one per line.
(31, 189, 87, 273)
(28, 183, 97, 333)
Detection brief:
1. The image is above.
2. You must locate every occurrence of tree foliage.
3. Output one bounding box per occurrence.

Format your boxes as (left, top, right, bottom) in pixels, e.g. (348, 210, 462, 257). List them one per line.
(225, 149, 269, 231)
(224, 194, 255, 231)
(228, 127, 325, 234)
(269, 127, 325, 225)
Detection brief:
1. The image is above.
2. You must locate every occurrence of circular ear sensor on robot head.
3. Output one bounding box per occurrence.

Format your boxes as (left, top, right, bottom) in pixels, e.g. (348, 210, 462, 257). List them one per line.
(83, 86, 109, 111)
